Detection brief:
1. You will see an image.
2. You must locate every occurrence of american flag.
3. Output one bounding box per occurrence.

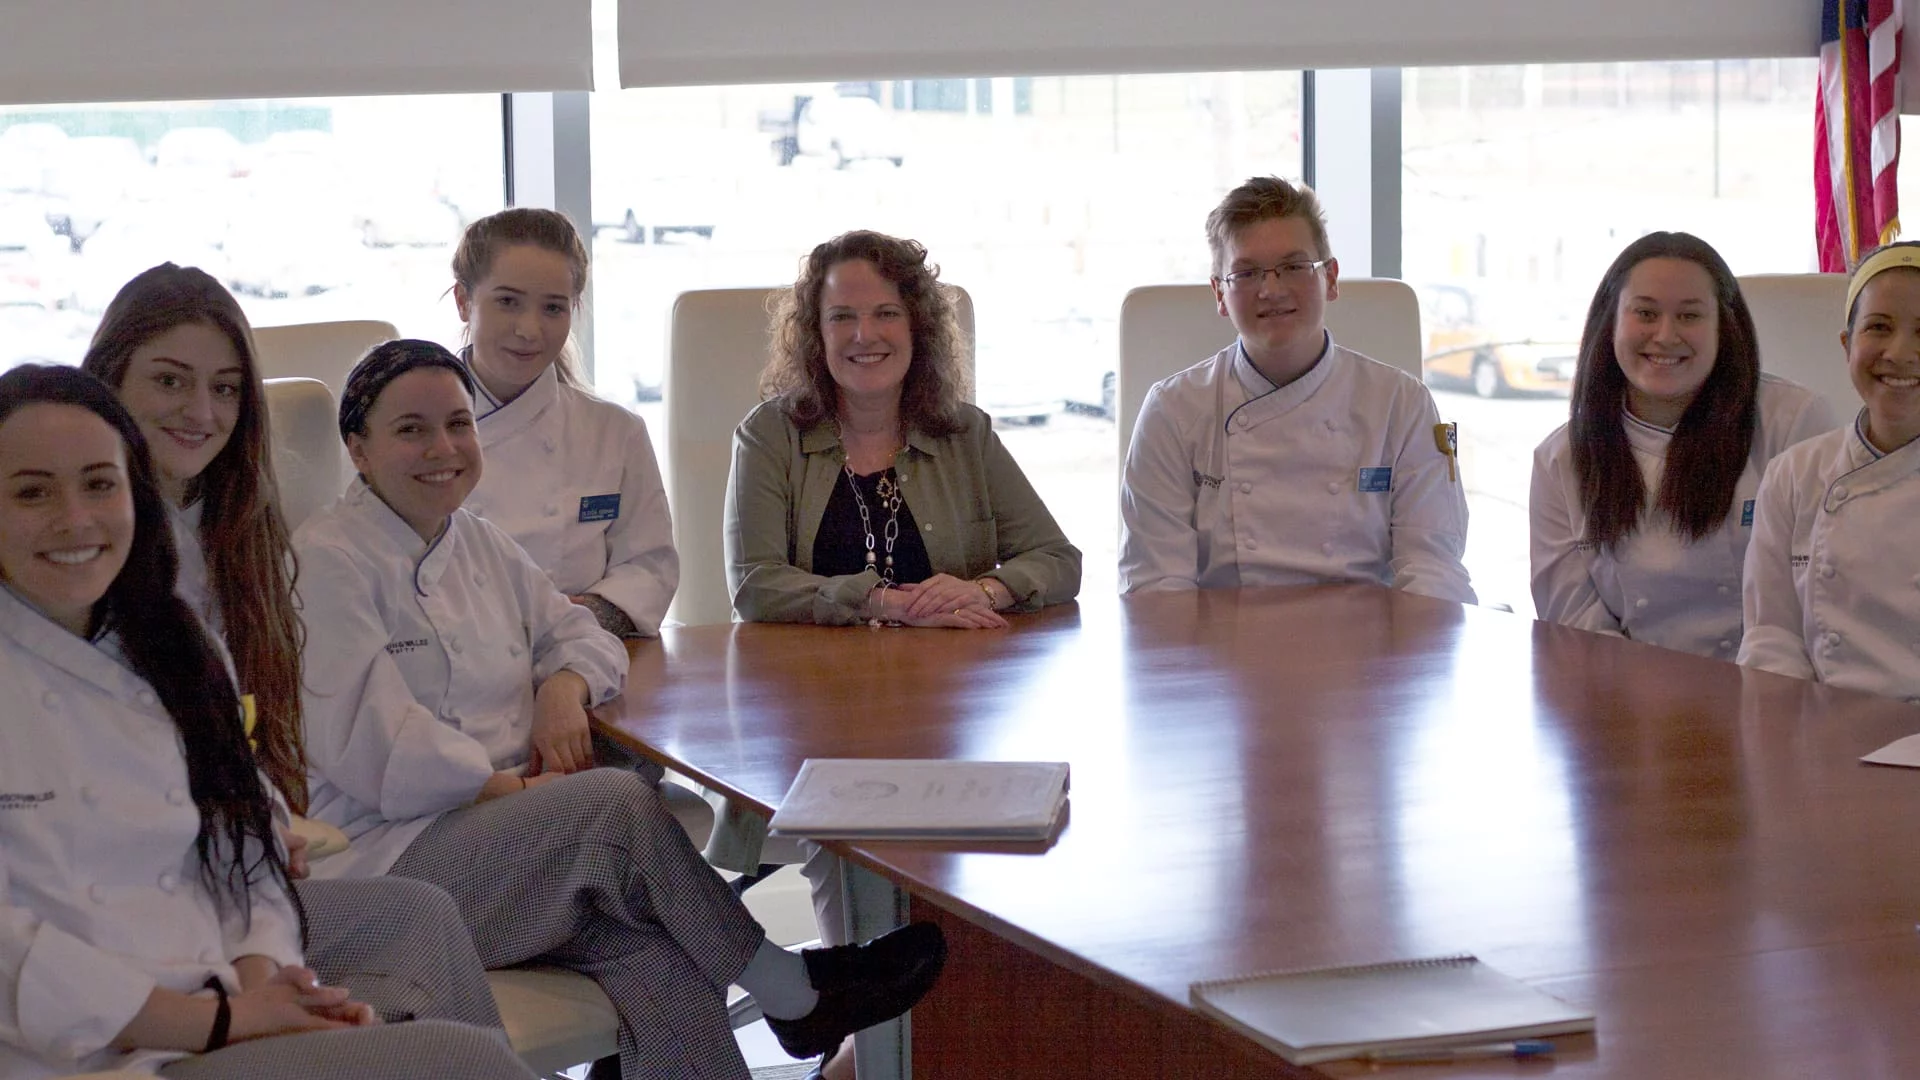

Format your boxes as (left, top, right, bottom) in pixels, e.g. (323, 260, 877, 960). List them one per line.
(1816, 0, 1903, 272)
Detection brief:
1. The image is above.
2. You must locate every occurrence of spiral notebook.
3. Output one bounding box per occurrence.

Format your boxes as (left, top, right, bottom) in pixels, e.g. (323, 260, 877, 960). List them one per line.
(1189, 954, 1594, 1066)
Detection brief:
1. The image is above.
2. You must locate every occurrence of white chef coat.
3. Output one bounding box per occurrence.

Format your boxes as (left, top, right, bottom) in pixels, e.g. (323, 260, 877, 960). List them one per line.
(294, 480, 629, 879)
(464, 361, 677, 636)
(167, 499, 219, 639)
(0, 586, 301, 1080)
(1738, 414, 1920, 704)
(1120, 337, 1475, 604)
(1530, 374, 1835, 659)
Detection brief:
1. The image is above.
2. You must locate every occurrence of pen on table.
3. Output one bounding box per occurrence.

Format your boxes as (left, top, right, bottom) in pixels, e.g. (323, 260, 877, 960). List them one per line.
(1365, 1040, 1555, 1064)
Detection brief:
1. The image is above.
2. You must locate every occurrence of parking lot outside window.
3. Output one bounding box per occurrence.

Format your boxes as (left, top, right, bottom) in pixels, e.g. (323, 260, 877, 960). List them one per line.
(588, 72, 1304, 598)
(0, 95, 504, 371)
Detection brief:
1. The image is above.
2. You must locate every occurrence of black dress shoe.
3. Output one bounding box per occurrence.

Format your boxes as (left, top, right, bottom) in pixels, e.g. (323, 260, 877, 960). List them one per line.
(764, 922, 947, 1060)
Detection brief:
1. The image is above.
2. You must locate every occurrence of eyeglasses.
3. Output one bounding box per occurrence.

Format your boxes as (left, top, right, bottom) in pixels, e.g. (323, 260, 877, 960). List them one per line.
(1217, 259, 1331, 291)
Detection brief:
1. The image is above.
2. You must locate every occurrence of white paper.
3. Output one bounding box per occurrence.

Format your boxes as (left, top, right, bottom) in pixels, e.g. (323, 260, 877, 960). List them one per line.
(768, 759, 1069, 839)
(1861, 733, 1920, 768)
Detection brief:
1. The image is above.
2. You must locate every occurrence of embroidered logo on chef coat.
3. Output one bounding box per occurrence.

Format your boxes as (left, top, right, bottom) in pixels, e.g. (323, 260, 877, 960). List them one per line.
(1357, 467, 1392, 493)
(579, 493, 621, 522)
(1741, 499, 1755, 527)
(0, 790, 54, 811)
(1192, 469, 1223, 489)
(1790, 554, 1809, 568)
(385, 638, 429, 655)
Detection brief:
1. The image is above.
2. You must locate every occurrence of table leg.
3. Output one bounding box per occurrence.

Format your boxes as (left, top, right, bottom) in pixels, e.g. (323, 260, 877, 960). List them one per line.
(841, 859, 910, 1080)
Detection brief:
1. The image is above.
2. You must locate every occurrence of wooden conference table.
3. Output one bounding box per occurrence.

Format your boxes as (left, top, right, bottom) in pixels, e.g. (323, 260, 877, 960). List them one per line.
(605, 585, 1920, 1079)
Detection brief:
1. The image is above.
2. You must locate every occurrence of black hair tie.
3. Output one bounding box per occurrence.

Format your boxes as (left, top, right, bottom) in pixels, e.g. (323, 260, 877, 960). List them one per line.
(202, 975, 232, 1052)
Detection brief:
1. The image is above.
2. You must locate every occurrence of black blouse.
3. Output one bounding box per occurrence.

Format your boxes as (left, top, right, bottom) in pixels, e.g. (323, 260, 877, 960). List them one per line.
(811, 466, 934, 584)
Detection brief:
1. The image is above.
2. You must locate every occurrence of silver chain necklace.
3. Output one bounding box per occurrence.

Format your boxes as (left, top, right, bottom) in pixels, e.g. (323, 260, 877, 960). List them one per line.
(846, 464, 902, 582)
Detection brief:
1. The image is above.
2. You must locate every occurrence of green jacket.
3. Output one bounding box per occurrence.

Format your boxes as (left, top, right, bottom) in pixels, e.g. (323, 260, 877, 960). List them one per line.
(725, 399, 1082, 624)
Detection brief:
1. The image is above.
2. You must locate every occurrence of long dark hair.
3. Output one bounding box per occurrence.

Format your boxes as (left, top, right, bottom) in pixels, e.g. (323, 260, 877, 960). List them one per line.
(0, 364, 303, 936)
(763, 230, 971, 437)
(1568, 232, 1760, 551)
(81, 263, 310, 813)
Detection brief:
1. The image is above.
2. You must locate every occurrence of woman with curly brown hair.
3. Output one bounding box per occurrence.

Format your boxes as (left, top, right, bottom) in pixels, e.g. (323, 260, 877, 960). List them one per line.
(725, 230, 1081, 627)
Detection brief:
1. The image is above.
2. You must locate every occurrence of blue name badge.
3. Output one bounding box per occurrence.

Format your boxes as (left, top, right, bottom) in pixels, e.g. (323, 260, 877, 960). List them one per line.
(579, 493, 621, 523)
(1357, 467, 1392, 493)
(1741, 499, 1755, 527)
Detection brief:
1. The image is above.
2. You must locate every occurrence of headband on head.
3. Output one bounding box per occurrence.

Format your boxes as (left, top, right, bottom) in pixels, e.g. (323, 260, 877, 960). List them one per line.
(337, 339, 473, 442)
(1845, 246, 1920, 324)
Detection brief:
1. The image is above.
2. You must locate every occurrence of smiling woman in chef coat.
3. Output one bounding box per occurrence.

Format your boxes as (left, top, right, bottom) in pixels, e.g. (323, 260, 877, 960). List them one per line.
(293, 340, 949, 1080)
(1740, 242, 1920, 703)
(80, 263, 507, 1034)
(449, 208, 676, 639)
(0, 363, 535, 1080)
(1530, 232, 1834, 659)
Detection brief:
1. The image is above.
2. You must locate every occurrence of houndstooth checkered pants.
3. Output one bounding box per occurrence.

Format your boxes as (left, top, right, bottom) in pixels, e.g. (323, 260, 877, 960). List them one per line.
(158, 1018, 533, 1079)
(389, 767, 767, 1080)
(296, 876, 503, 1029)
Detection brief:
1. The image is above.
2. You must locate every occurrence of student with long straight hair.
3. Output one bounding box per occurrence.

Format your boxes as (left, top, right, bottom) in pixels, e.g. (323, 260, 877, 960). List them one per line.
(296, 340, 946, 1080)
(0, 364, 535, 1080)
(1530, 232, 1834, 658)
(1740, 242, 1920, 701)
(81, 263, 505, 1031)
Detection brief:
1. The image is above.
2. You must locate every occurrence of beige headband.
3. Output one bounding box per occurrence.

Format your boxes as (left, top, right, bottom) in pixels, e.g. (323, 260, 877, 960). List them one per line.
(1845, 246, 1920, 324)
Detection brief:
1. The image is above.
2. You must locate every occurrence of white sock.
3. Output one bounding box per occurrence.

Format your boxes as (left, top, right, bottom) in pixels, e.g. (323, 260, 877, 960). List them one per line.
(736, 939, 819, 1020)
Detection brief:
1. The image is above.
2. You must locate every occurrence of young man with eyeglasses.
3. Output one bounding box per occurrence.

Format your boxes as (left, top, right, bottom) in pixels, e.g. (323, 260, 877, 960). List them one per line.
(1118, 176, 1475, 603)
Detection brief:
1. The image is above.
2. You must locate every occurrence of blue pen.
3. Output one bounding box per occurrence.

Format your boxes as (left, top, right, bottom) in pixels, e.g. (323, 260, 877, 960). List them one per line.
(1364, 1039, 1555, 1063)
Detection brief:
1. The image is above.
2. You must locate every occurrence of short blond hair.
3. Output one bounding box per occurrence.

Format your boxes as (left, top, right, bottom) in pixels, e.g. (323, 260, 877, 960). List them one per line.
(1205, 176, 1332, 277)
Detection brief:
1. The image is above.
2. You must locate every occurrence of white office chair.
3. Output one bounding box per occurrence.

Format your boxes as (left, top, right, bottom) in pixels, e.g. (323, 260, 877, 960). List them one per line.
(1737, 273, 1857, 416)
(493, 865, 815, 1079)
(664, 285, 975, 629)
(1115, 279, 1423, 457)
(253, 320, 399, 403)
(288, 814, 623, 1078)
(261, 378, 345, 532)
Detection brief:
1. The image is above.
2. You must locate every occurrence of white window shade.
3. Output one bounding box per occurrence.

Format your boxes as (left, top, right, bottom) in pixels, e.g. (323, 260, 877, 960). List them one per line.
(0, 0, 592, 106)
(619, 0, 1821, 87)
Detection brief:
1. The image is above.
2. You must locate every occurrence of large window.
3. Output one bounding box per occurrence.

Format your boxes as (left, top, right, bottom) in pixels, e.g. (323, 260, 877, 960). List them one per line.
(589, 73, 1303, 596)
(1402, 59, 1823, 615)
(0, 94, 504, 369)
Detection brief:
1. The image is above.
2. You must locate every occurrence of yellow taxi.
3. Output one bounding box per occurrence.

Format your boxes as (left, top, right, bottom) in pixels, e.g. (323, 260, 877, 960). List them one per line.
(1420, 283, 1576, 398)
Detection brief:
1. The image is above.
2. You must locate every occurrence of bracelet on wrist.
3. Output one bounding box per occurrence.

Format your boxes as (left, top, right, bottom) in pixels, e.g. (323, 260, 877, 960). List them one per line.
(202, 976, 231, 1053)
(976, 578, 999, 610)
(867, 579, 900, 628)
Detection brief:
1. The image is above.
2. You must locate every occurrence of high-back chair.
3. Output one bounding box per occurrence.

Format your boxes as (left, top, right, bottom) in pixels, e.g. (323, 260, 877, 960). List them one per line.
(253, 320, 399, 403)
(1737, 273, 1856, 416)
(261, 378, 344, 532)
(1115, 279, 1423, 457)
(665, 285, 975, 628)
